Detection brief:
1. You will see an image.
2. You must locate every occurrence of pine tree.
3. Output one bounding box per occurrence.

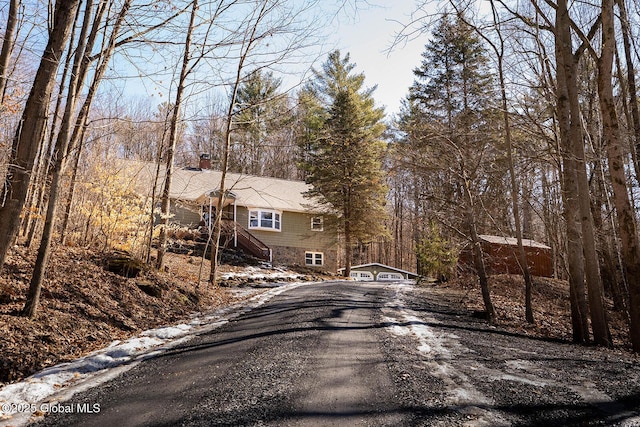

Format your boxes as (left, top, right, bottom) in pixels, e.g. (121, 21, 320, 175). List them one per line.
(300, 50, 387, 277)
(398, 13, 499, 319)
(410, 13, 494, 130)
(233, 70, 287, 175)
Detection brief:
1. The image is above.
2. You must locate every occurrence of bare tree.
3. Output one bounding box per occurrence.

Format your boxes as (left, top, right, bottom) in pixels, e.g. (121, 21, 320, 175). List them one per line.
(210, 1, 274, 285)
(616, 0, 640, 183)
(0, 0, 80, 271)
(0, 0, 19, 105)
(454, 0, 536, 323)
(596, 0, 640, 351)
(23, 0, 133, 318)
(156, 0, 200, 271)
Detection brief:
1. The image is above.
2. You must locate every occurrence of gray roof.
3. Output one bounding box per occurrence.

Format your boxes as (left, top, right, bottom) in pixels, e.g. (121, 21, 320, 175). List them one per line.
(118, 160, 326, 213)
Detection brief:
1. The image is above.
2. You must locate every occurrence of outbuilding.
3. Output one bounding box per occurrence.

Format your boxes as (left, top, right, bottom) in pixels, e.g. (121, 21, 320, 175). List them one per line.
(338, 263, 419, 281)
(459, 234, 553, 278)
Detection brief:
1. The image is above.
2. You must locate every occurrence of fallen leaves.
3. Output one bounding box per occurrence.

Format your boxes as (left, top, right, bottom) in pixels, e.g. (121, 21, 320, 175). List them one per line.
(435, 273, 632, 349)
(0, 246, 229, 385)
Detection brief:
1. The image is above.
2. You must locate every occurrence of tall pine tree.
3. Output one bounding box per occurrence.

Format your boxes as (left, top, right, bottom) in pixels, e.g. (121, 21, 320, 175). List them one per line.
(300, 50, 387, 277)
(398, 13, 499, 318)
(233, 70, 288, 176)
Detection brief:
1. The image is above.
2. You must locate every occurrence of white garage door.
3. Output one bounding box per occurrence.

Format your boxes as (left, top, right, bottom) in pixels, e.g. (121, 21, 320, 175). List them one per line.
(376, 272, 404, 281)
(350, 271, 374, 281)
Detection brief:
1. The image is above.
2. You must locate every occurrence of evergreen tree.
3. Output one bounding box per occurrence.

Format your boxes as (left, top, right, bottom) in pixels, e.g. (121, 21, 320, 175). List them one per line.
(397, 13, 500, 319)
(233, 70, 288, 176)
(410, 13, 495, 131)
(300, 50, 387, 277)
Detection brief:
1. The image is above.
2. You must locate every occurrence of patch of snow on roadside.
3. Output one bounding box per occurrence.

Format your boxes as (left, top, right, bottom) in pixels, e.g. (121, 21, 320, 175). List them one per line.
(383, 316, 411, 336)
(383, 283, 509, 427)
(0, 281, 309, 427)
(141, 324, 192, 340)
(386, 285, 640, 426)
(220, 266, 302, 281)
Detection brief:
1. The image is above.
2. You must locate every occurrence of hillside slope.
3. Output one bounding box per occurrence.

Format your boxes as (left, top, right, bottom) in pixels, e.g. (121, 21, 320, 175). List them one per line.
(0, 247, 325, 385)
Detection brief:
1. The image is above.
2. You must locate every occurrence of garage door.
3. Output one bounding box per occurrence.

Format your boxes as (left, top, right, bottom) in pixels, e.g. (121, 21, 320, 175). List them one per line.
(376, 272, 404, 281)
(350, 271, 374, 281)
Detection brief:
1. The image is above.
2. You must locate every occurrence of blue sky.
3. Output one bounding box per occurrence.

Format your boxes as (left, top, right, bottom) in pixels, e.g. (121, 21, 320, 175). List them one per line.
(108, 1, 430, 119)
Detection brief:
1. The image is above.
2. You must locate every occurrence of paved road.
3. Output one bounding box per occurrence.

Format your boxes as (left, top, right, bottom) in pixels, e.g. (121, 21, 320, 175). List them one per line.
(34, 281, 640, 426)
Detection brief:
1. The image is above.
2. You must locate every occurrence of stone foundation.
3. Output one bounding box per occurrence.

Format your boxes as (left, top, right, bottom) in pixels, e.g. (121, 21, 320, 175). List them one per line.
(271, 245, 337, 274)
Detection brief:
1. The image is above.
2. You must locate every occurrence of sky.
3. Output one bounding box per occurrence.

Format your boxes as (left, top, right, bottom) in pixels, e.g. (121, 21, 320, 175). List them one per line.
(107, 2, 430, 119)
(329, 2, 428, 117)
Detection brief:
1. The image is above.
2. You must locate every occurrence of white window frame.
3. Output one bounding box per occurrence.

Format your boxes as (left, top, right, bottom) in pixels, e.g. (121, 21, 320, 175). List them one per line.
(248, 209, 282, 232)
(305, 251, 324, 266)
(311, 216, 323, 231)
(350, 271, 374, 281)
(377, 272, 404, 281)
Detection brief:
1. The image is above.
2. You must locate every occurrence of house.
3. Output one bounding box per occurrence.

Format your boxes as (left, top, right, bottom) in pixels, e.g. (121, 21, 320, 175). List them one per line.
(458, 234, 553, 278)
(338, 263, 419, 281)
(120, 158, 337, 272)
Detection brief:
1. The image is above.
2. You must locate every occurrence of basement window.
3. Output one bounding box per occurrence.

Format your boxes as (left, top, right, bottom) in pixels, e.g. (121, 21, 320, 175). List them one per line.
(305, 251, 324, 266)
(249, 209, 281, 231)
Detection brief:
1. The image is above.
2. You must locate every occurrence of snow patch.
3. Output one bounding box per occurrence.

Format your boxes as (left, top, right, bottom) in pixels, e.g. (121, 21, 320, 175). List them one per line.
(388, 286, 640, 426)
(0, 281, 309, 427)
(383, 283, 508, 426)
(220, 266, 302, 281)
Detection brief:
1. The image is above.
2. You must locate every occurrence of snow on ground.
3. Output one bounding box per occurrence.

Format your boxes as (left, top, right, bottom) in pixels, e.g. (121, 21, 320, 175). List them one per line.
(382, 282, 640, 427)
(382, 282, 510, 427)
(0, 277, 309, 427)
(220, 265, 303, 281)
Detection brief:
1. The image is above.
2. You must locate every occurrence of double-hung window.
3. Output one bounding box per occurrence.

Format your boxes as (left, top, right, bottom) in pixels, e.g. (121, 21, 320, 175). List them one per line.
(249, 209, 281, 231)
(305, 251, 323, 266)
(311, 216, 323, 231)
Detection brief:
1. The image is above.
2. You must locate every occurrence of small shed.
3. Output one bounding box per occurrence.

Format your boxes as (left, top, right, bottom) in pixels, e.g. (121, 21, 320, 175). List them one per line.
(459, 234, 553, 278)
(338, 263, 419, 281)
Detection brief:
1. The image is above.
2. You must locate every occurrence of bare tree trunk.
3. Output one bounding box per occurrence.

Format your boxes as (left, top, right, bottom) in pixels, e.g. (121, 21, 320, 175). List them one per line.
(554, 1, 591, 343)
(557, 0, 611, 346)
(156, 0, 198, 271)
(588, 110, 628, 313)
(343, 194, 352, 278)
(23, 0, 85, 245)
(210, 1, 271, 286)
(486, 2, 535, 323)
(0, 0, 19, 103)
(616, 0, 640, 183)
(22, 0, 131, 318)
(563, 158, 591, 343)
(598, 0, 640, 352)
(463, 175, 495, 321)
(0, 0, 80, 271)
(59, 115, 88, 245)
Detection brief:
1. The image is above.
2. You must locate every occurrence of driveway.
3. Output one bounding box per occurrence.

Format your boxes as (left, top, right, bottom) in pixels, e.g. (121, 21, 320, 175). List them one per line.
(33, 281, 640, 426)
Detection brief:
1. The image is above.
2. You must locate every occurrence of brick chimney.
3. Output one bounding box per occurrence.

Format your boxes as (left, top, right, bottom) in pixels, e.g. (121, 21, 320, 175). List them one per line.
(199, 154, 211, 169)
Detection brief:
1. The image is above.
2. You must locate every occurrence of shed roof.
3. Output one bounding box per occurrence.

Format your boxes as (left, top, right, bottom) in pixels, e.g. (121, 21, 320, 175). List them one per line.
(118, 160, 326, 213)
(479, 235, 551, 250)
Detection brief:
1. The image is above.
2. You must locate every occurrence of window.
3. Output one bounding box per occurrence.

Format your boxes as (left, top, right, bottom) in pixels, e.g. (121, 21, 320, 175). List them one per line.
(351, 271, 373, 281)
(311, 216, 323, 231)
(305, 251, 324, 266)
(377, 272, 404, 281)
(249, 209, 281, 231)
